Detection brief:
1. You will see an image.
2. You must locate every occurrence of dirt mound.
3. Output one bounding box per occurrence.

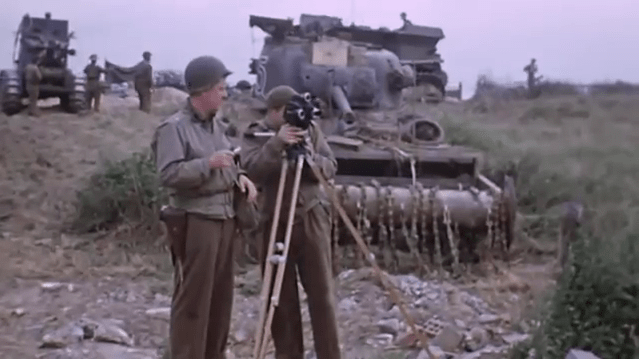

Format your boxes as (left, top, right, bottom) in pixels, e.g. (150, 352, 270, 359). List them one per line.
(0, 93, 184, 237)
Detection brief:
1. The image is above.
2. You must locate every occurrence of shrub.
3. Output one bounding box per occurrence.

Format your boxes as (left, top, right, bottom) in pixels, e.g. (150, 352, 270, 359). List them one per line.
(71, 151, 168, 233)
(513, 230, 639, 359)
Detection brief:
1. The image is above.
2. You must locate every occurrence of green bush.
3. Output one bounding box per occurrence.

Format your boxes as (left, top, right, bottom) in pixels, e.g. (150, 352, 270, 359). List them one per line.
(71, 151, 168, 233)
(513, 230, 639, 359)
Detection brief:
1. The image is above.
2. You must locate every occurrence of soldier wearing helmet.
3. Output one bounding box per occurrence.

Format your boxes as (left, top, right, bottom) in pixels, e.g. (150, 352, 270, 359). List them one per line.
(240, 85, 342, 359)
(151, 55, 257, 359)
(83, 54, 105, 112)
(111, 51, 154, 112)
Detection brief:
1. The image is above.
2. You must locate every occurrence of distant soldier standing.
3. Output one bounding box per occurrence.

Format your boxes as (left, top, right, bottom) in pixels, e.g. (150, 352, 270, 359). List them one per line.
(111, 51, 154, 113)
(240, 85, 343, 359)
(152, 55, 257, 359)
(24, 56, 42, 117)
(84, 54, 106, 112)
(135, 51, 154, 113)
(523, 58, 539, 98)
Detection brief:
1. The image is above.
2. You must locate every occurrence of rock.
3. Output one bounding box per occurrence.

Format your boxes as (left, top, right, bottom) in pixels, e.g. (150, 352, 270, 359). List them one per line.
(465, 327, 489, 351)
(11, 308, 26, 317)
(365, 333, 394, 348)
(376, 318, 401, 336)
(79, 318, 134, 346)
(145, 307, 171, 320)
(431, 325, 463, 352)
(565, 349, 601, 359)
(416, 346, 446, 359)
(459, 345, 509, 359)
(477, 314, 500, 324)
(454, 319, 467, 329)
(41, 282, 65, 292)
(338, 297, 358, 312)
(501, 333, 530, 346)
(41, 323, 85, 348)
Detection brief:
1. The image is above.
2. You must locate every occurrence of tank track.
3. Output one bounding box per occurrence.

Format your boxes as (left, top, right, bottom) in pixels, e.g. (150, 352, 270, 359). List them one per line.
(60, 74, 87, 114)
(0, 70, 24, 116)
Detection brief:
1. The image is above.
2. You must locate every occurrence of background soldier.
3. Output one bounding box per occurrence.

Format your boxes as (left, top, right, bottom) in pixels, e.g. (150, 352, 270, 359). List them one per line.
(524, 58, 539, 98)
(110, 51, 153, 113)
(24, 56, 42, 117)
(84, 54, 105, 112)
(135, 51, 153, 113)
(151, 55, 257, 359)
(240, 85, 342, 359)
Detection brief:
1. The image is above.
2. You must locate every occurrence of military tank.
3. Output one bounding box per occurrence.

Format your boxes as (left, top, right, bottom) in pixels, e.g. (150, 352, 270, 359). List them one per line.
(286, 13, 452, 102)
(227, 14, 516, 273)
(0, 12, 86, 115)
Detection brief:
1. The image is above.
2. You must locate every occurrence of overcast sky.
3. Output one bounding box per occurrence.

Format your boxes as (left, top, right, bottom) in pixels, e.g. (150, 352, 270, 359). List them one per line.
(1, 0, 636, 98)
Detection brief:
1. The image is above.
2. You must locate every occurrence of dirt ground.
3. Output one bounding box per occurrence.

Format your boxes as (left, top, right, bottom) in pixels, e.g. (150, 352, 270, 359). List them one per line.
(0, 88, 566, 359)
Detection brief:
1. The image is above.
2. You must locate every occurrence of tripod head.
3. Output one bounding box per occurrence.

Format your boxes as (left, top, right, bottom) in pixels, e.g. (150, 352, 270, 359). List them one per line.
(283, 92, 322, 160)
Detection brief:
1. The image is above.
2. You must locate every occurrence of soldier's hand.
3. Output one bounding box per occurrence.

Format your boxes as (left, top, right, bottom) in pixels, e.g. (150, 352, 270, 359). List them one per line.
(208, 151, 234, 169)
(238, 175, 258, 204)
(277, 124, 306, 145)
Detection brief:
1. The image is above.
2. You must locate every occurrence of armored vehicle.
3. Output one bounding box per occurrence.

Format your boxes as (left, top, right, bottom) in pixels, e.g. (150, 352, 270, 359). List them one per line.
(288, 13, 452, 102)
(230, 14, 515, 272)
(0, 12, 86, 115)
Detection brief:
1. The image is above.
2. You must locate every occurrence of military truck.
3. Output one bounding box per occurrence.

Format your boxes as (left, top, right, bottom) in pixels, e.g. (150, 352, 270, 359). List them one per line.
(0, 12, 86, 115)
(230, 14, 515, 272)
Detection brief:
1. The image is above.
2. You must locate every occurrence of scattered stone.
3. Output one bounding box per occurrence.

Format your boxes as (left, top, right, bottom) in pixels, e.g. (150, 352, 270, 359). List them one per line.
(416, 346, 446, 359)
(431, 325, 463, 352)
(366, 333, 394, 348)
(11, 307, 26, 317)
(459, 345, 509, 359)
(565, 349, 601, 359)
(338, 297, 358, 312)
(145, 307, 171, 320)
(41, 323, 84, 348)
(501, 333, 530, 346)
(465, 327, 489, 351)
(41, 282, 65, 292)
(90, 320, 134, 346)
(477, 314, 500, 324)
(454, 319, 467, 329)
(376, 318, 401, 336)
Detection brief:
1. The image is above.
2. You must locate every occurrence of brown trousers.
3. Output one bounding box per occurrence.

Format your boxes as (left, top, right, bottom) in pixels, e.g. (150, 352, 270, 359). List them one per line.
(26, 84, 39, 116)
(170, 213, 236, 359)
(136, 85, 151, 113)
(260, 203, 342, 359)
(86, 81, 101, 111)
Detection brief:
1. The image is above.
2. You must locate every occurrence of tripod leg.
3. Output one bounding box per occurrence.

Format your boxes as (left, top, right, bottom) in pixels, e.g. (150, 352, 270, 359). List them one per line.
(253, 158, 289, 359)
(257, 154, 305, 359)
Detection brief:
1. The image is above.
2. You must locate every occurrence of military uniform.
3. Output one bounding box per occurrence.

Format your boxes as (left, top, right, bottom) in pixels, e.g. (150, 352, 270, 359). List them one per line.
(135, 51, 153, 113)
(152, 56, 242, 359)
(524, 59, 538, 98)
(25, 63, 42, 116)
(84, 55, 105, 111)
(240, 86, 342, 359)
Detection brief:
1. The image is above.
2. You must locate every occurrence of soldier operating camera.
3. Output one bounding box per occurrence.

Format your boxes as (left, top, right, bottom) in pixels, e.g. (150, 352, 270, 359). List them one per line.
(240, 85, 343, 359)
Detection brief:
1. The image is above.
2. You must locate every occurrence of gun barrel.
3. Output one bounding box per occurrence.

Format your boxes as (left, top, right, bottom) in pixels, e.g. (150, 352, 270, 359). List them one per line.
(331, 85, 355, 120)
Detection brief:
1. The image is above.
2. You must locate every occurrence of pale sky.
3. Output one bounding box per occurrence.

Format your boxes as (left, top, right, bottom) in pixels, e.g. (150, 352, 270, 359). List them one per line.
(1, 0, 636, 99)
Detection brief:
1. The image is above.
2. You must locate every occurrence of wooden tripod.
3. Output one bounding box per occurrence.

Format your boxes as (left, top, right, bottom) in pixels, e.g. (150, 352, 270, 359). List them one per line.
(253, 153, 305, 359)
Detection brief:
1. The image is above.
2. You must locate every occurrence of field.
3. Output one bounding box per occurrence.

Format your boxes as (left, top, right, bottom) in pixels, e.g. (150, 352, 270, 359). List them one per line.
(0, 85, 637, 358)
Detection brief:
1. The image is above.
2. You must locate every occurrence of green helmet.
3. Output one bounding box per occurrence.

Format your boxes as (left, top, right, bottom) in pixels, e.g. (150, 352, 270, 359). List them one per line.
(184, 55, 232, 95)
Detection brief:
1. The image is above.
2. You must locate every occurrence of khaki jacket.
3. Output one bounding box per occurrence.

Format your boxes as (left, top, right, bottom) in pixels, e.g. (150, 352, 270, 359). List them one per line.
(240, 119, 336, 222)
(151, 100, 246, 218)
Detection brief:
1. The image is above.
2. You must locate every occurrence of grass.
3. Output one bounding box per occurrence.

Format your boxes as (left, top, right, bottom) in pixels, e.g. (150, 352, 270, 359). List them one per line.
(434, 89, 639, 358)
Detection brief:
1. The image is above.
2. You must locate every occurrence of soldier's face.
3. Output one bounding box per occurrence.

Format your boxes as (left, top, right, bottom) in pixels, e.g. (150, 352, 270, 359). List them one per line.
(207, 80, 227, 111)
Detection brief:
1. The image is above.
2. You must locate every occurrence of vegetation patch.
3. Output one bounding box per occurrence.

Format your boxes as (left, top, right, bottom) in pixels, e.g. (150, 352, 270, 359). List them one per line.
(71, 151, 168, 234)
